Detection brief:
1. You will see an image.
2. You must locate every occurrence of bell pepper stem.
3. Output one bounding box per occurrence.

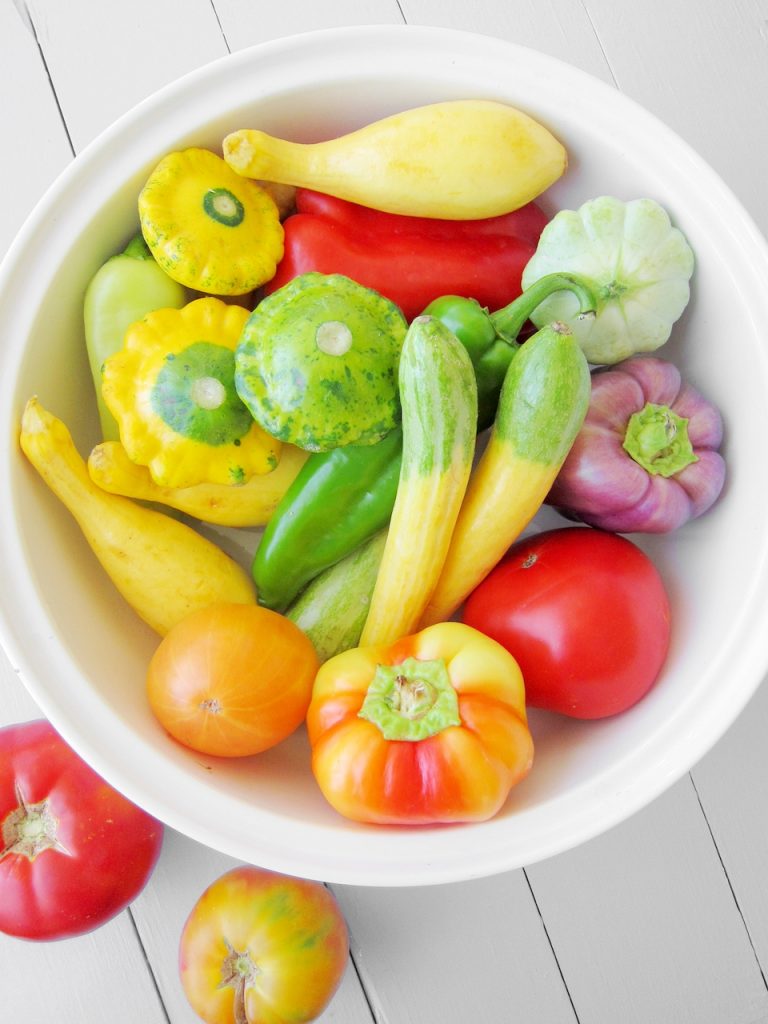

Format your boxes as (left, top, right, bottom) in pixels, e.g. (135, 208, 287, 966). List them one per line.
(490, 272, 597, 342)
(358, 657, 461, 741)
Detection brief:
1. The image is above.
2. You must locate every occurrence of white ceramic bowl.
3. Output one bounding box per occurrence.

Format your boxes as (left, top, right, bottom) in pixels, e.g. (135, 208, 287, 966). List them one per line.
(2, 26, 768, 887)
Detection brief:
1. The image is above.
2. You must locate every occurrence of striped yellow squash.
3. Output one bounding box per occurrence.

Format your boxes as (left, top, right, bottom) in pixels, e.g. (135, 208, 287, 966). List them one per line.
(421, 322, 591, 626)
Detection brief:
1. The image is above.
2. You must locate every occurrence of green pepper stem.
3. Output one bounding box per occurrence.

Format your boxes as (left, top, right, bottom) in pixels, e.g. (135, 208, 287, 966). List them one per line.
(490, 272, 597, 343)
(623, 402, 698, 477)
(122, 234, 153, 261)
(358, 657, 461, 741)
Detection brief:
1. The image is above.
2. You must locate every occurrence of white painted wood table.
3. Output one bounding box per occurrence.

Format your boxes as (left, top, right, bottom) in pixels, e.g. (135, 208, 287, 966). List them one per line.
(2, 2, 768, 1021)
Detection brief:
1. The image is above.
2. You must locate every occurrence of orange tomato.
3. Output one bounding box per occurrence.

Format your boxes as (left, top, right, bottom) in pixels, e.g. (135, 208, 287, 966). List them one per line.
(179, 866, 348, 1024)
(146, 603, 318, 757)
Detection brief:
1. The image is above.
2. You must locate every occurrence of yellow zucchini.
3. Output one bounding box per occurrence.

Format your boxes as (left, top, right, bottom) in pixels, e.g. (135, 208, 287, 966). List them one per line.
(421, 322, 591, 626)
(19, 398, 255, 635)
(223, 100, 566, 220)
(360, 316, 477, 646)
(87, 440, 308, 527)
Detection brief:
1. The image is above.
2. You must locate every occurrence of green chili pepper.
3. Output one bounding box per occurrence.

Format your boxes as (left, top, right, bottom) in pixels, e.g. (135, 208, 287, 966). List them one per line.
(424, 272, 596, 430)
(84, 234, 187, 440)
(252, 273, 596, 611)
(254, 425, 402, 612)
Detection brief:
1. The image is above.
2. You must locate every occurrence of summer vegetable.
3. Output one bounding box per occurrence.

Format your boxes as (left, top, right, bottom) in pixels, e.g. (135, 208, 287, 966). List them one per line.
(102, 297, 279, 489)
(138, 147, 284, 295)
(223, 99, 566, 219)
(254, 273, 597, 612)
(254, 427, 402, 612)
(87, 440, 308, 528)
(286, 530, 387, 663)
(146, 604, 318, 757)
(521, 196, 695, 364)
(361, 316, 477, 646)
(235, 272, 407, 452)
(424, 271, 596, 430)
(84, 233, 187, 441)
(266, 188, 548, 320)
(463, 528, 671, 718)
(179, 865, 348, 1024)
(19, 398, 255, 636)
(422, 320, 592, 626)
(0, 719, 163, 941)
(546, 355, 726, 532)
(307, 622, 534, 825)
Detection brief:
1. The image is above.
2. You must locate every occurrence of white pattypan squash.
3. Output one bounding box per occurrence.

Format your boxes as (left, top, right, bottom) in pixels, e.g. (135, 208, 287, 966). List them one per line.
(521, 196, 694, 364)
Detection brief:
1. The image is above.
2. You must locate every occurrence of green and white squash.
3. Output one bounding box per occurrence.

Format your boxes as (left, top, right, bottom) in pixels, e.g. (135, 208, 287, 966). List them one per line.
(521, 196, 694, 364)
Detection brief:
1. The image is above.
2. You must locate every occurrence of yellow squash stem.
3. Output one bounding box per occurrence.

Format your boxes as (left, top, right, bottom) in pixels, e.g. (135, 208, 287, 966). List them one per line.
(19, 398, 256, 635)
(223, 100, 566, 220)
(88, 441, 308, 528)
(360, 317, 477, 647)
(421, 323, 591, 626)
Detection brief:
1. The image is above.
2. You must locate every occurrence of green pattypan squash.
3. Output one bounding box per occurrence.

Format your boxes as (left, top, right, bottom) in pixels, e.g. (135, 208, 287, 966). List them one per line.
(234, 273, 408, 452)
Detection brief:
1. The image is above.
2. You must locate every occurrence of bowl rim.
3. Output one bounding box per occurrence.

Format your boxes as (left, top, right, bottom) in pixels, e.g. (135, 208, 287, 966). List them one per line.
(2, 23, 768, 886)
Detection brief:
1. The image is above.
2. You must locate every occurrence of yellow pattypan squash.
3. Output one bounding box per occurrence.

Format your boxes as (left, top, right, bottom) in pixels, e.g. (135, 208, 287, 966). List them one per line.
(102, 297, 280, 489)
(139, 148, 284, 295)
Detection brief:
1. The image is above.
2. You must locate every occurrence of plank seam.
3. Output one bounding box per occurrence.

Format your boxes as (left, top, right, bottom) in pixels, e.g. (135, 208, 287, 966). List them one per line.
(577, 0, 619, 89)
(208, 0, 231, 53)
(523, 868, 582, 1024)
(327, 884, 381, 1024)
(689, 772, 768, 996)
(126, 906, 173, 1024)
(18, 0, 75, 157)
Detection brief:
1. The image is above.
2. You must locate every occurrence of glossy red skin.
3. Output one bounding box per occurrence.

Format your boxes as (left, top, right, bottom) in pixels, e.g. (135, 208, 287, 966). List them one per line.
(0, 720, 163, 941)
(462, 528, 672, 719)
(266, 190, 549, 320)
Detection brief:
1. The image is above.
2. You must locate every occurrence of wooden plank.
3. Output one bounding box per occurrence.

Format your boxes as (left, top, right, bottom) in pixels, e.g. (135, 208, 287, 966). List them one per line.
(527, 777, 768, 1024)
(0, 0, 72, 256)
(25, 0, 228, 149)
(0, 914, 169, 1022)
(579, 0, 768, 231)
(129, 829, 376, 1023)
(214, 0, 404, 50)
(398, 0, 614, 80)
(332, 873, 577, 1024)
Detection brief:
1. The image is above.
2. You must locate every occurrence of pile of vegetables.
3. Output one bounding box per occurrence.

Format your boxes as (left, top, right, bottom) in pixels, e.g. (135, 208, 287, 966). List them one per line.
(10, 91, 728, 1019)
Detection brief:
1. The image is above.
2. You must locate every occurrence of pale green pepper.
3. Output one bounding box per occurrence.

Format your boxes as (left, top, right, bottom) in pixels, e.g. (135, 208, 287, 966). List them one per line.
(84, 234, 187, 440)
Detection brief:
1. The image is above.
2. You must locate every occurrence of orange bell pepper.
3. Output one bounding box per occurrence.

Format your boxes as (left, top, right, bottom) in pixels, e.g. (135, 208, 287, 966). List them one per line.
(306, 621, 534, 825)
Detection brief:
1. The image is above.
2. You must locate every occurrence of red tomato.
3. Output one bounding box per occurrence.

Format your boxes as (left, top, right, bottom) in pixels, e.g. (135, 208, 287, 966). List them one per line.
(0, 719, 163, 941)
(462, 527, 671, 719)
(179, 865, 349, 1024)
(147, 603, 318, 757)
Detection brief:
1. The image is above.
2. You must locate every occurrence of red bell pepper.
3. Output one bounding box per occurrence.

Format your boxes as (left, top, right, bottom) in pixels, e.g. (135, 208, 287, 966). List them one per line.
(265, 189, 549, 320)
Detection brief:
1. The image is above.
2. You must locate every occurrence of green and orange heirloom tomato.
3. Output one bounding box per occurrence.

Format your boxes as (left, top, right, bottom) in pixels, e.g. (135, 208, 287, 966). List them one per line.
(306, 621, 534, 825)
(179, 866, 349, 1024)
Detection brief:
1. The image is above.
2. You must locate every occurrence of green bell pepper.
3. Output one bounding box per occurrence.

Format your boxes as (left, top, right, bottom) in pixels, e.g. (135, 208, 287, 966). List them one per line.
(252, 273, 596, 611)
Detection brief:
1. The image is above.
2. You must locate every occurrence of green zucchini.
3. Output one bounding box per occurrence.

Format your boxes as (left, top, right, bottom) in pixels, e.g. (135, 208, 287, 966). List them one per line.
(286, 530, 387, 662)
